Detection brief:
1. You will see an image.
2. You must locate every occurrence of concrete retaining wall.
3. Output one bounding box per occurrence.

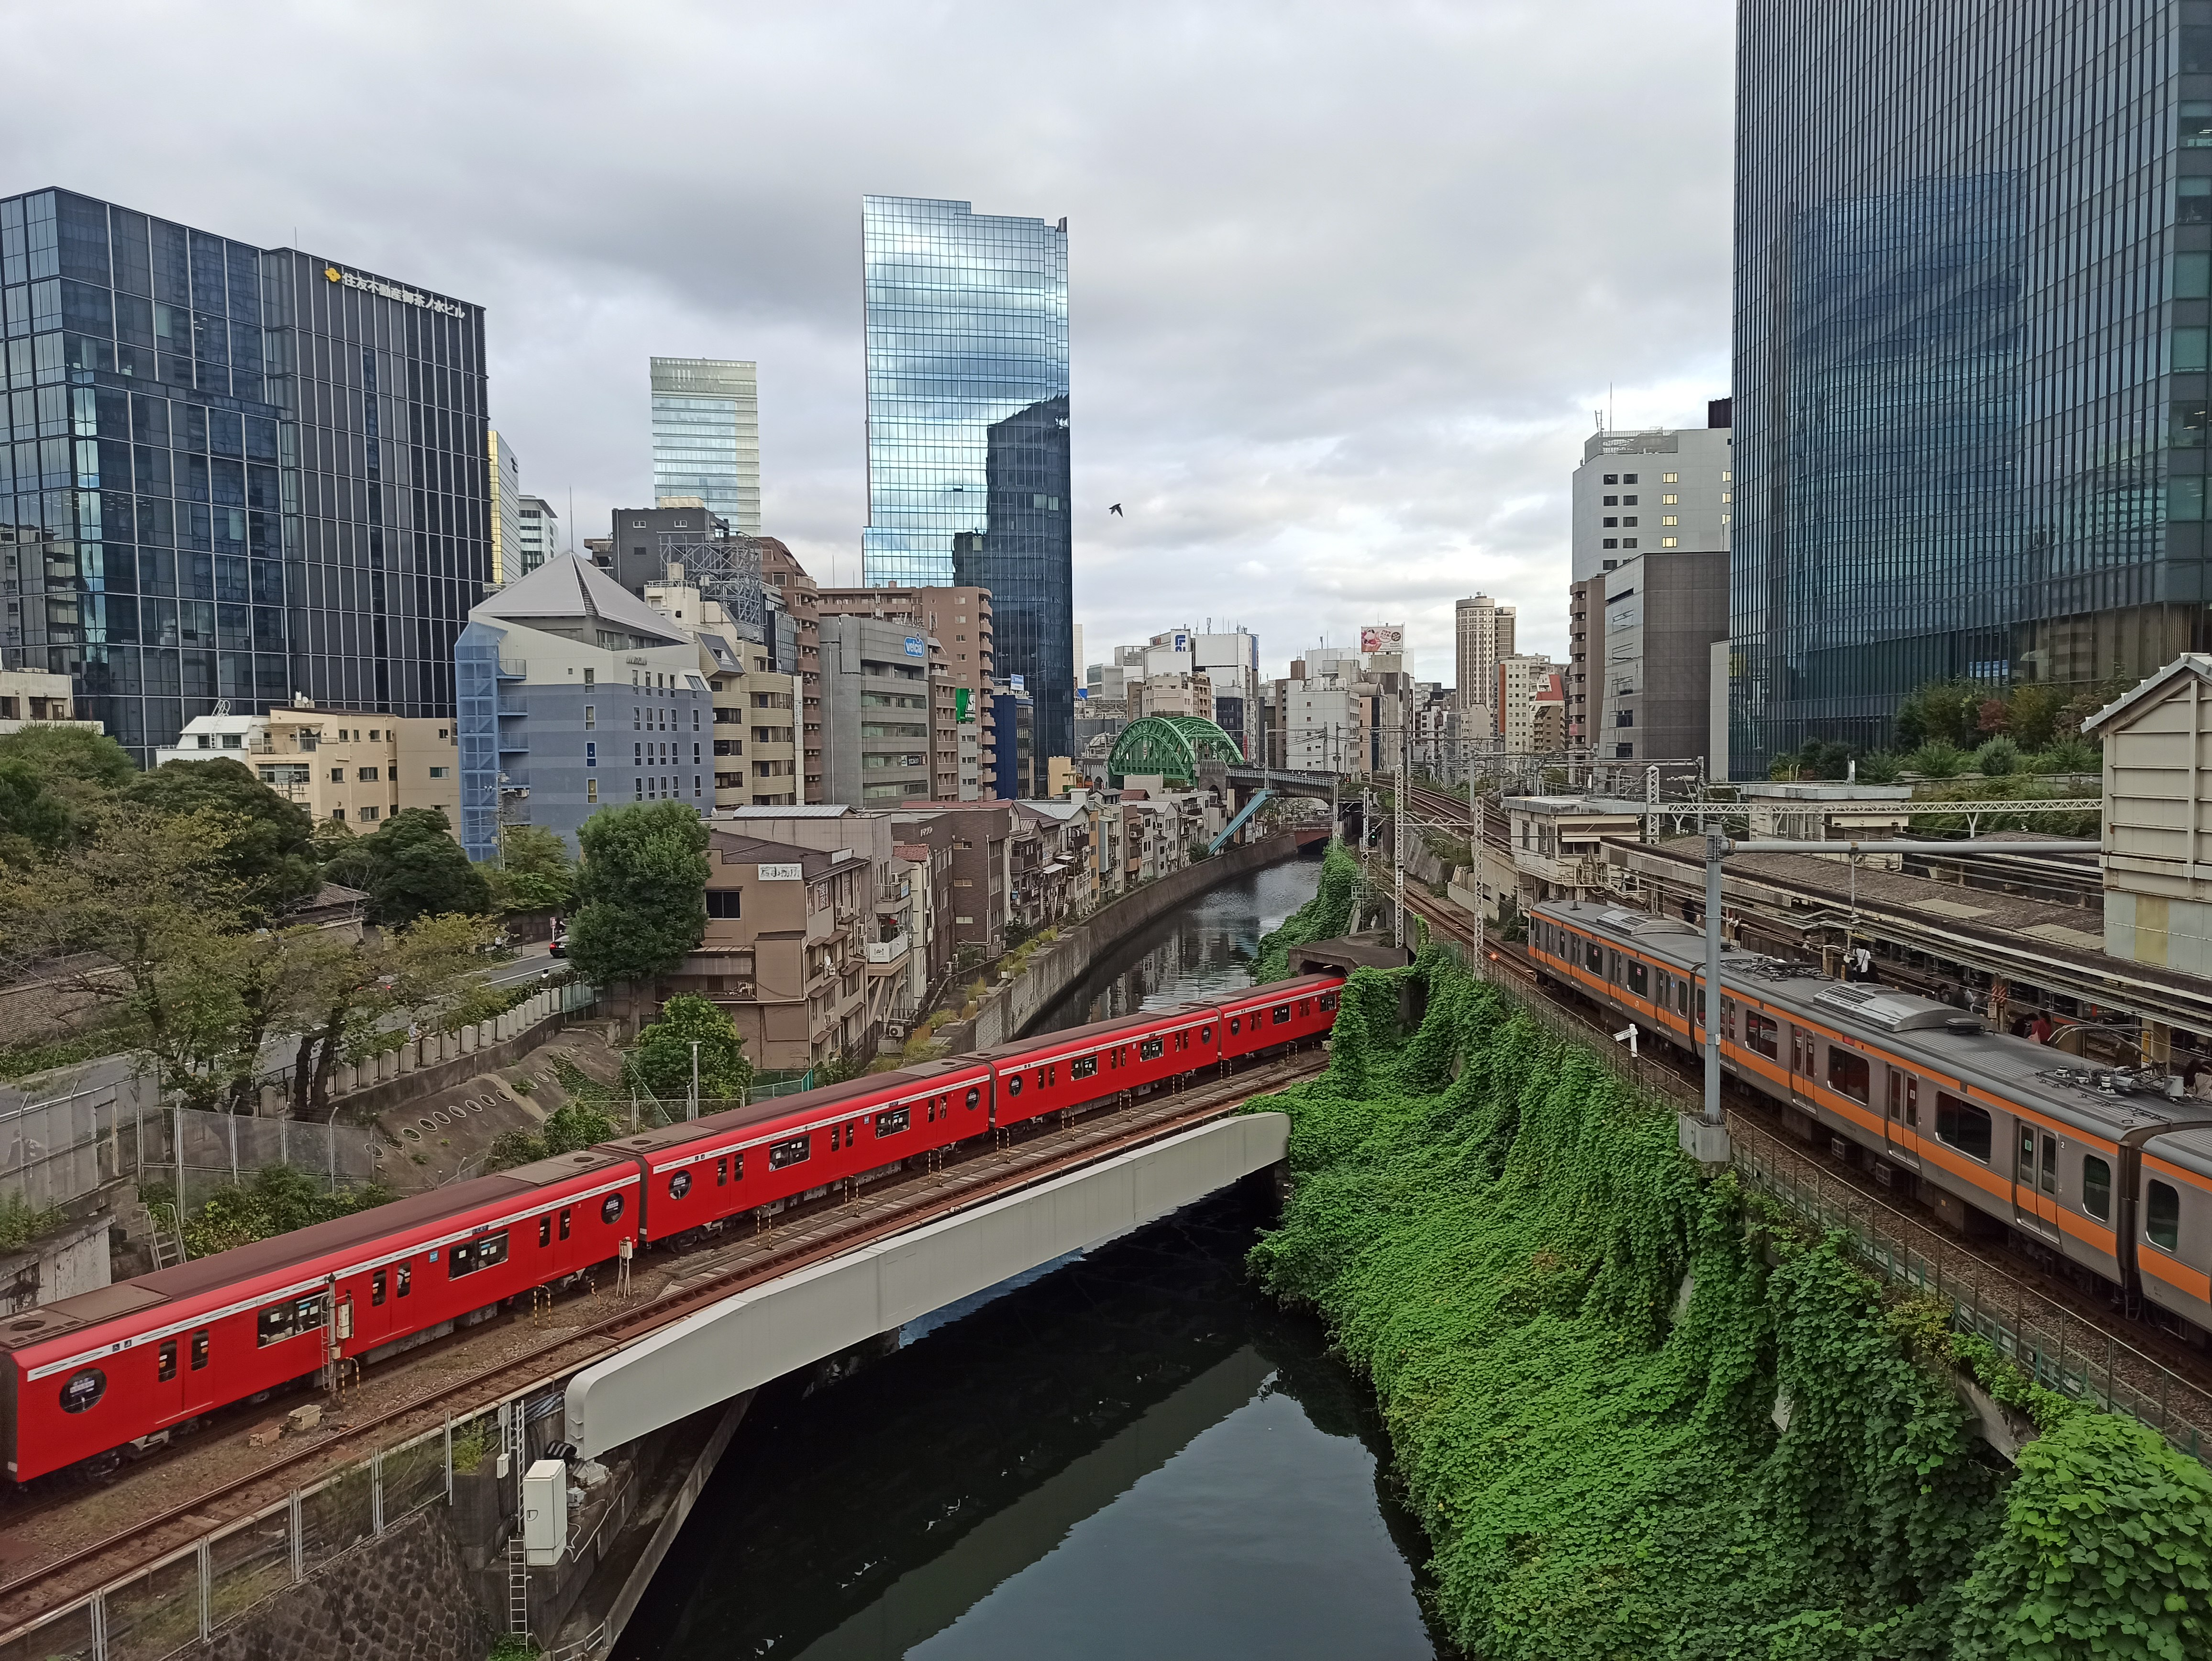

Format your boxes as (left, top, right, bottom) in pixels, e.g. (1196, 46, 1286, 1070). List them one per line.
(564, 1111, 1292, 1457)
(199, 1506, 487, 1661)
(935, 833, 1310, 1054)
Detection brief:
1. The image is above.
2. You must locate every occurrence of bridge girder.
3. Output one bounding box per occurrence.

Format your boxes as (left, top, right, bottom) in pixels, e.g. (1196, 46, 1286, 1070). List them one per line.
(1106, 715, 1244, 785)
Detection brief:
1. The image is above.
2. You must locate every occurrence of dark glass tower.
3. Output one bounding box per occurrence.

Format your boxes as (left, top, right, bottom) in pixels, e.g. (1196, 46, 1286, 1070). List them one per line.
(1731, 2, 2211, 774)
(0, 188, 488, 762)
(861, 196, 1071, 785)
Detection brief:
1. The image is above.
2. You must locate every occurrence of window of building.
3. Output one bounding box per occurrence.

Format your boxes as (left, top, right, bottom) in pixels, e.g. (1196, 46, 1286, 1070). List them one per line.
(1660, 537, 1679, 548)
(1603, 494, 1618, 506)
(584, 706, 596, 730)
(1603, 517, 1618, 528)
(1623, 538, 1637, 549)
(330, 766, 344, 783)
(1661, 472, 1678, 483)
(1661, 515, 1679, 526)
(357, 767, 378, 782)
(1603, 473, 1618, 484)
(429, 765, 448, 778)
(359, 806, 380, 821)
(583, 668, 595, 687)
(586, 778, 598, 803)
(1622, 473, 1637, 484)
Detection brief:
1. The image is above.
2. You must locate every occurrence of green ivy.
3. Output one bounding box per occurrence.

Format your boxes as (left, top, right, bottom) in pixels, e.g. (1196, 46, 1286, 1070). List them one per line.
(1252, 839, 1361, 983)
(1244, 950, 2212, 1659)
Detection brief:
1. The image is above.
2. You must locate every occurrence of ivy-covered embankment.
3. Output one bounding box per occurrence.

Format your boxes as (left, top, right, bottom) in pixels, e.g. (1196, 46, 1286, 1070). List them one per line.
(1241, 937, 2212, 1659)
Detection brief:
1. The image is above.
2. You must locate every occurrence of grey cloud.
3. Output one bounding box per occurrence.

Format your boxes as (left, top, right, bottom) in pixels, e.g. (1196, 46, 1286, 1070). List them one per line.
(11, 0, 1733, 684)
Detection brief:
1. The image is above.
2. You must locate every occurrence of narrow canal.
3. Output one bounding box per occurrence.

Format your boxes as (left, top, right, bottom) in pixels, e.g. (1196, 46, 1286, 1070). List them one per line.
(616, 853, 1447, 1660)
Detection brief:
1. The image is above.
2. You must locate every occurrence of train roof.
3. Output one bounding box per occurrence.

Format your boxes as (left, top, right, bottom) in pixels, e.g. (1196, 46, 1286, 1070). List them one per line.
(979, 1004, 1219, 1064)
(2144, 1125, 2212, 1180)
(0, 1171, 548, 1354)
(1533, 897, 2207, 1147)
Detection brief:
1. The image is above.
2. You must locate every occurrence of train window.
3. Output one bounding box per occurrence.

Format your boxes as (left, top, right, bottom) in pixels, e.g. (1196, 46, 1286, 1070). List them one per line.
(829, 1125, 841, 1151)
(718, 1156, 729, 1185)
(1037, 1068, 1050, 1088)
(256, 1295, 326, 1347)
(2147, 1180, 2182, 1251)
(539, 1217, 552, 1247)
(769, 1135, 811, 1170)
(1677, 980, 1689, 1017)
(1007, 1074, 1024, 1096)
(1273, 1005, 1292, 1024)
(1229, 1016, 1242, 1035)
(157, 1339, 177, 1383)
(1934, 1093, 1992, 1163)
(1072, 1056, 1099, 1080)
(396, 1263, 412, 1297)
(2082, 1155, 2112, 1222)
(876, 1107, 911, 1137)
(559, 1208, 573, 1239)
(670, 1170, 693, 1199)
(1626, 961, 1648, 997)
(601, 1194, 625, 1225)
(59, 1368, 104, 1414)
(1584, 940, 1603, 974)
(1140, 1037, 1165, 1061)
(2039, 1135, 2057, 1196)
(1743, 1011, 1779, 1060)
(965, 1087, 981, 1109)
(1319, 994, 1337, 1012)
(1826, 1047, 1869, 1104)
(372, 1269, 387, 1306)
(190, 1330, 209, 1371)
(450, 1232, 510, 1279)
(1202, 1025, 1217, 1043)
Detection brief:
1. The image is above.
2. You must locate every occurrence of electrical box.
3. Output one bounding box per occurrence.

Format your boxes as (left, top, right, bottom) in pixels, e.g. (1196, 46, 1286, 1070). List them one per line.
(522, 1459, 568, 1566)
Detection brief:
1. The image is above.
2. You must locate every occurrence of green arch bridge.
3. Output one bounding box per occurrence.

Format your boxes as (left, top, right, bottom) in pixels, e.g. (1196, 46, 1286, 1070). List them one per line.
(1105, 715, 1246, 786)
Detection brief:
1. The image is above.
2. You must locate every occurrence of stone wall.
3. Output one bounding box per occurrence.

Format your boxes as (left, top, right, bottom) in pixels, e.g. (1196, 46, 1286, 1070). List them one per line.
(198, 1507, 491, 1661)
(934, 833, 1310, 1053)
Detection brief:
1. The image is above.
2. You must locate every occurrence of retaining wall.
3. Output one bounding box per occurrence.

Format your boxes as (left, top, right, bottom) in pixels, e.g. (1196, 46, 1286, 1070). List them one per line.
(934, 832, 1311, 1054)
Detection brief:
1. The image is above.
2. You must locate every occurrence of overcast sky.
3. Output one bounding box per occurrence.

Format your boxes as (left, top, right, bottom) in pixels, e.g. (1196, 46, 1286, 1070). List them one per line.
(14, 0, 1733, 685)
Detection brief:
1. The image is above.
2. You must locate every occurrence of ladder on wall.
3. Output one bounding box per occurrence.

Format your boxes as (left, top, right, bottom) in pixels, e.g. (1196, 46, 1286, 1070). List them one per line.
(504, 1403, 531, 1638)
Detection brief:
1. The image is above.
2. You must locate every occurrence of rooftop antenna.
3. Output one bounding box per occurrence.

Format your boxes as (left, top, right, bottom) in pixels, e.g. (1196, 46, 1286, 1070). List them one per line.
(1607, 383, 1615, 431)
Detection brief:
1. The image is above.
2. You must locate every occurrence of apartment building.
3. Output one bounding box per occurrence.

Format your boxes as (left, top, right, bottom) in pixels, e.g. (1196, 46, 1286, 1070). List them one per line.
(1495, 655, 1563, 755)
(0, 668, 99, 736)
(756, 539, 825, 801)
(891, 800, 1011, 961)
(818, 584, 995, 800)
(156, 705, 460, 829)
(1454, 596, 1515, 739)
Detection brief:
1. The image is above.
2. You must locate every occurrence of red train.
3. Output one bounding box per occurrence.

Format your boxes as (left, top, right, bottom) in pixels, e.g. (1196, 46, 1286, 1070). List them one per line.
(0, 975, 1341, 1482)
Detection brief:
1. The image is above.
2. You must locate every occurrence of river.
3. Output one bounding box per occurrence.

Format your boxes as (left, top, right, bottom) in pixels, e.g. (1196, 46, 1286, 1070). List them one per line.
(615, 853, 1446, 1660)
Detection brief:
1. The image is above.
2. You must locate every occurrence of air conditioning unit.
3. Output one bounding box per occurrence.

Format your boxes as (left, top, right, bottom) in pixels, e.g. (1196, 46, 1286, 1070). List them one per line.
(885, 1021, 908, 1039)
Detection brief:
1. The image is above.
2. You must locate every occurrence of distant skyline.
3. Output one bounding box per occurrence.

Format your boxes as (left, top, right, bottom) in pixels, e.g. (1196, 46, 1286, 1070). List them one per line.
(2, 0, 1732, 687)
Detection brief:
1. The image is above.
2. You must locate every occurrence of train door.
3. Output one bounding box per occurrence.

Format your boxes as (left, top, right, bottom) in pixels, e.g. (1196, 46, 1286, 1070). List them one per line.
(1883, 1069, 1920, 1169)
(354, 1266, 397, 1350)
(2011, 1121, 2061, 1243)
(179, 1324, 216, 1414)
(1788, 1026, 1816, 1113)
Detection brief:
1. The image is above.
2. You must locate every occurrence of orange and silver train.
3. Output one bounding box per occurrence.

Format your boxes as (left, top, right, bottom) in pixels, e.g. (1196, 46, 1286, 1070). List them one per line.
(1528, 900, 2212, 1340)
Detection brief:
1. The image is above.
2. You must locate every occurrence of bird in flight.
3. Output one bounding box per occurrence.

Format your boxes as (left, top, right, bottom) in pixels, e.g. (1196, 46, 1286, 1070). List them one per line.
(1108, 503, 1124, 517)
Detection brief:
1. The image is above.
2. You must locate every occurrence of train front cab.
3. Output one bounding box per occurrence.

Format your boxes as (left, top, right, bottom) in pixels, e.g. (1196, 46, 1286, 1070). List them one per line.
(2138, 1129, 2212, 1338)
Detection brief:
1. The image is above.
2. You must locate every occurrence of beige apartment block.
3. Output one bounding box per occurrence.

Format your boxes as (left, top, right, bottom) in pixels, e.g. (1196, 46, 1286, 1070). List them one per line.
(0, 667, 101, 736)
(155, 705, 460, 830)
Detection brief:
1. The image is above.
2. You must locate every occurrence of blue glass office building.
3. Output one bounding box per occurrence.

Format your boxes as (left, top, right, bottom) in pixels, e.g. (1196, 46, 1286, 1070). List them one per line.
(861, 196, 1071, 789)
(0, 188, 488, 761)
(1731, 2, 2212, 772)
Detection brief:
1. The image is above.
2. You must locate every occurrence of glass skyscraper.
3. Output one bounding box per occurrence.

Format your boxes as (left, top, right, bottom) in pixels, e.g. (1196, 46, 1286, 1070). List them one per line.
(1731, 2, 2211, 773)
(861, 195, 1071, 783)
(651, 356, 759, 534)
(0, 188, 488, 762)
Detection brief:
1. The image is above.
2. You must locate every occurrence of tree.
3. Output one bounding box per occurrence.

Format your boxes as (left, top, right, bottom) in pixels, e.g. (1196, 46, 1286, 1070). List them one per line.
(283, 911, 497, 1114)
(626, 994, 753, 1104)
(566, 803, 708, 986)
(0, 725, 137, 860)
(323, 808, 491, 927)
(125, 758, 322, 923)
(487, 824, 576, 915)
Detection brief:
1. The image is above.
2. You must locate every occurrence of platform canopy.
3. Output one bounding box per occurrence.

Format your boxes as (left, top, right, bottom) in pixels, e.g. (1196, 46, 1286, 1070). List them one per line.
(1106, 715, 1245, 785)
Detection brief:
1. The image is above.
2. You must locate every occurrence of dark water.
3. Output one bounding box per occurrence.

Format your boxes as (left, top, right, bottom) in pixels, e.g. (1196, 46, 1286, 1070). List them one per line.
(618, 852, 1445, 1661)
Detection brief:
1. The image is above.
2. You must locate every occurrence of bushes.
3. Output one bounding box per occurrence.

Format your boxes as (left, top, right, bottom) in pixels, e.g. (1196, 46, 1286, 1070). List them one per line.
(170, 1164, 396, 1259)
(1245, 952, 2212, 1659)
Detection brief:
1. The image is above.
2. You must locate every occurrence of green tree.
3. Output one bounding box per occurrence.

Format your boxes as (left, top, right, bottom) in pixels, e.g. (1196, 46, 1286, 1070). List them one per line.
(283, 911, 496, 1114)
(126, 757, 322, 922)
(627, 994, 755, 1105)
(486, 1100, 617, 1172)
(487, 824, 576, 915)
(567, 803, 708, 986)
(325, 808, 491, 927)
(0, 725, 138, 859)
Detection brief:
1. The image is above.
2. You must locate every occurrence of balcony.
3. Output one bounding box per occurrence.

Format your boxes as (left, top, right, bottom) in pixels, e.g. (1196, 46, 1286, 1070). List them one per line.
(864, 933, 911, 968)
(497, 657, 528, 680)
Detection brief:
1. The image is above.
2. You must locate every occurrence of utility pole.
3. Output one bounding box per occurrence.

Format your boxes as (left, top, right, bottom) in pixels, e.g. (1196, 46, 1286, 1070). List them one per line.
(688, 1041, 700, 1120)
(1394, 718, 1407, 951)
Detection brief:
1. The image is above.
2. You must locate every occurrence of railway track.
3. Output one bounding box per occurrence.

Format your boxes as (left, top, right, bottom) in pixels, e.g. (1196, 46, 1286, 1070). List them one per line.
(1395, 881, 2212, 1429)
(0, 1050, 1326, 1634)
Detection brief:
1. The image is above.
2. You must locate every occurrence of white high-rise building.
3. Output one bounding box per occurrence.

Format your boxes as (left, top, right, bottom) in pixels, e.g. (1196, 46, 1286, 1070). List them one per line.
(515, 495, 559, 578)
(1570, 414, 1732, 583)
(1194, 628, 1261, 758)
(1454, 596, 1515, 739)
(651, 357, 762, 535)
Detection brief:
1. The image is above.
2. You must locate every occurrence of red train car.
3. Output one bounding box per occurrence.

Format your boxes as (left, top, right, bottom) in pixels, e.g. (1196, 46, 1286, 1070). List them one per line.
(0, 1150, 641, 1482)
(616, 1060, 997, 1241)
(0, 970, 1348, 1484)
